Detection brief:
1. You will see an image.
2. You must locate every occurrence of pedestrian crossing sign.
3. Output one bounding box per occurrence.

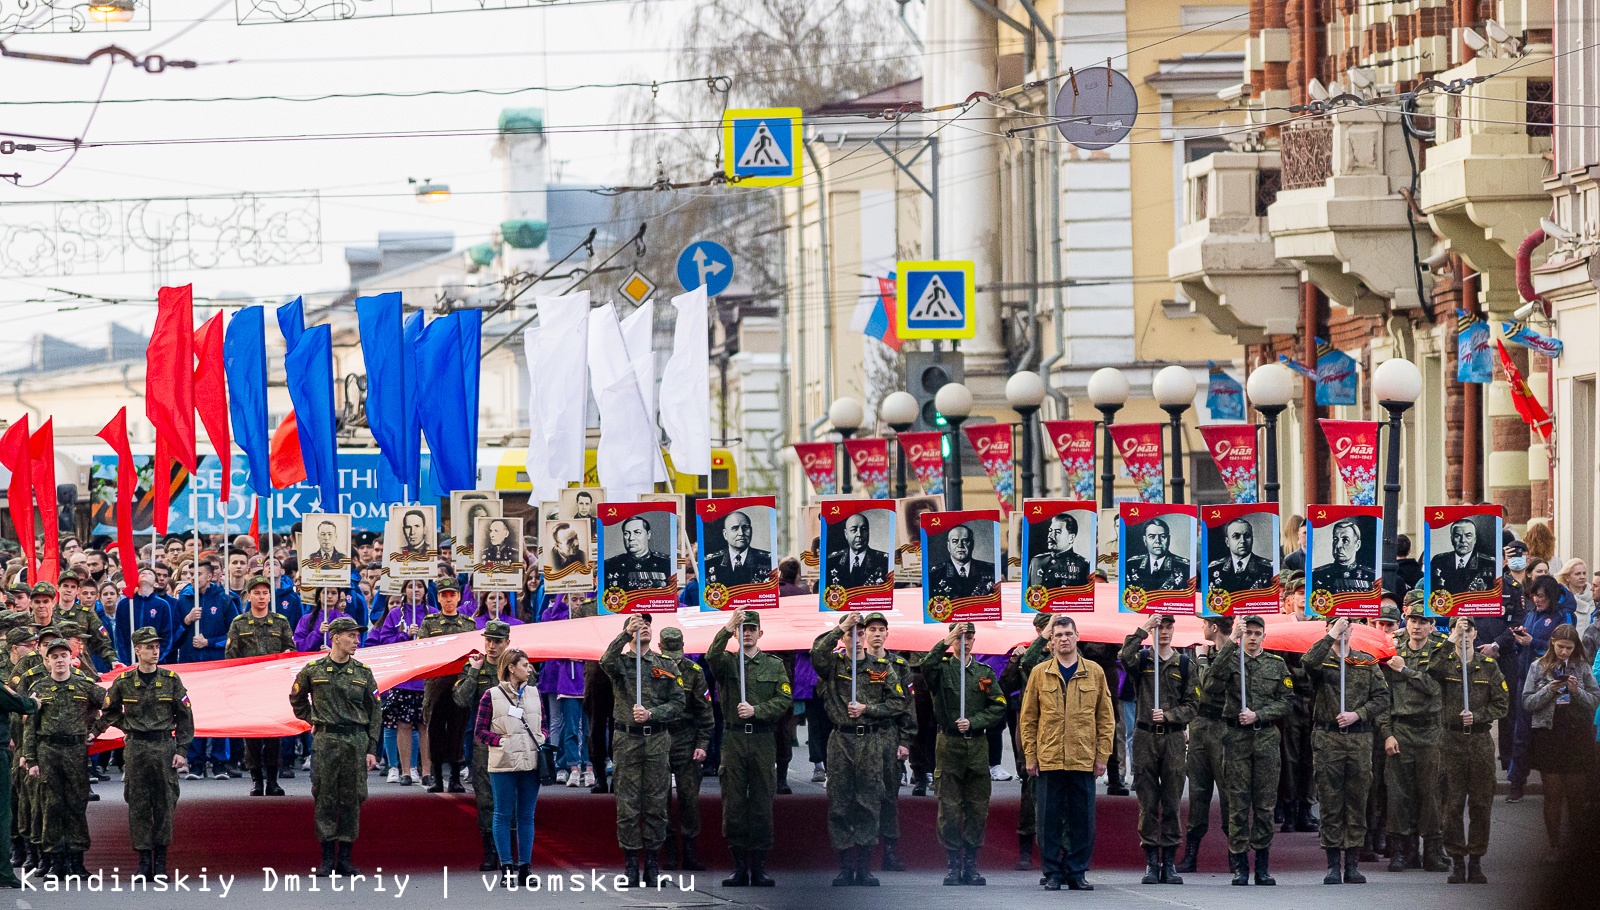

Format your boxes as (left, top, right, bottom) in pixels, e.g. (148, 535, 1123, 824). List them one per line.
(896, 260, 976, 339)
(723, 107, 802, 187)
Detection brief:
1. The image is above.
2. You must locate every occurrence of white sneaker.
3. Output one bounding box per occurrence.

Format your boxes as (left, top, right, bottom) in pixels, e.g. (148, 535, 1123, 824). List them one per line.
(566, 771, 581, 788)
(302, 756, 312, 771)
(556, 769, 570, 784)
(581, 769, 595, 787)
(183, 768, 202, 781)
(989, 765, 1015, 782)
(387, 767, 400, 784)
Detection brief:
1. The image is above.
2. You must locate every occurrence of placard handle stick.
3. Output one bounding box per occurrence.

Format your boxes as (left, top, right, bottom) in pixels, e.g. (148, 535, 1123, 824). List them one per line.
(1461, 626, 1471, 719)
(851, 626, 858, 705)
(739, 622, 747, 706)
(1152, 628, 1161, 722)
(1340, 631, 1348, 715)
(1239, 640, 1247, 714)
(635, 626, 644, 710)
(958, 634, 967, 722)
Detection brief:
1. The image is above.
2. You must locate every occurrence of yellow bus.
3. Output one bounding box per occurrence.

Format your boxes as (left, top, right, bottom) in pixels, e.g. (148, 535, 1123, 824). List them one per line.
(479, 447, 738, 497)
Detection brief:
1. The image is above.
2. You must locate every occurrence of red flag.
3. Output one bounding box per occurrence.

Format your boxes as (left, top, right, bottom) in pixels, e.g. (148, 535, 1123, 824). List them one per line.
(270, 412, 308, 488)
(146, 285, 197, 472)
(0, 416, 35, 579)
(874, 277, 903, 352)
(28, 418, 59, 584)
(153, 435, 172, 537)
(1496, 339, 1553, 442)
(249, 497, 260, 543)
(97, 408, 141, 597)
(194, 312, 231, 501)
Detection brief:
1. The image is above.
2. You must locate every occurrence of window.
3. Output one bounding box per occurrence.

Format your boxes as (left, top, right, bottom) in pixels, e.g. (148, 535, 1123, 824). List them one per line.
(1180, 5, 1249, 29)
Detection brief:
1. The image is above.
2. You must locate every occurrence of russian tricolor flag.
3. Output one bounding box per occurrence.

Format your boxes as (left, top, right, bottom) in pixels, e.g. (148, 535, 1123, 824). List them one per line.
(851, 274, 902, 351)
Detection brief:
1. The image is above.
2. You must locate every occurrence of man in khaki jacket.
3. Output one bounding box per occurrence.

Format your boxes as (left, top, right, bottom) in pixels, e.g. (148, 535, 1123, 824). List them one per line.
(1020, 615, 1115, 892)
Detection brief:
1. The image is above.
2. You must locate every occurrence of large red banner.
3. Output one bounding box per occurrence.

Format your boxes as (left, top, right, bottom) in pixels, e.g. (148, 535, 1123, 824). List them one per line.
(963, 422, 1015, 514)
(1041, 419, 1097, 501)
(1108, 422, 1165, 502)
(1198, 423, 1259, 504)
(896, 430, 946, 495)
(792, 441, 838, 495)
(843, 437, 891, 499)
(1319, 419, 1379, 506)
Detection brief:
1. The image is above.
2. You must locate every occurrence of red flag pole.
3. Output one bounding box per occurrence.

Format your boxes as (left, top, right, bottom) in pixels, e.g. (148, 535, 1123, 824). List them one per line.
(0, 416, 35, 581)
(97, 408, 141, 597)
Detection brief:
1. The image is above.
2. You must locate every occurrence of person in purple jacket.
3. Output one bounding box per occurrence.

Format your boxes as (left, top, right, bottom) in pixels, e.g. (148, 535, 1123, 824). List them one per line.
(294, 586, 367, 653)
(371, 579, 434, 785)
(472, 590, 524, 630)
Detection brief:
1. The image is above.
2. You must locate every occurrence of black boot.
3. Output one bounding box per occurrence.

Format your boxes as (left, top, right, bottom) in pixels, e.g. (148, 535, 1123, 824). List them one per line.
(680, 837, 704, 871)
(1175, 834, 1201, 873)
(749, 850, 774, 887)
(426, 768, 444, 793)
(335, 841, 361, 876)
(722, 849, 750, 886)
(1229, 852, 1250, 886)
(661, 835, 679, 871)
(447, 763, 466, 793)
(498, 864, 515, 887)
(137, 850, 153, 878)
(855, 845, 880, 886)
(912, 773, 927, 797)
(250, 768, 265, 797)
(775, 762, 792, 795)
(1343, 848, 1366, 884)
(1422, 836, 1449, 872)
(1141, 846, 1160, 885)
(832, 850, 854, 886)
(1467, 856, 1487, 884)
(264, 768, 285, 797)
(963, 846, 985, 886)
(1387, 836, 1409, 872)
(880, 837, 905, 871)
(24, 844, 39, 872)
(154, 846, 168, 878)
(479, 832, 499, 872)
(1296, 799, 1320, 832)
(1447, 856, 1467, 884)
(315, 842, 336, 876)
(642, 846, 660, 887)
(590, 765, 609, 794)
(70, 853, 89, 876)
(1161, 845, 1182, 884)
(1324, 848, 1343, 885)
(1252, 847, 1275, 886)
(9, 837, 24, 868)
(517, 863, 533, 887)
(943, 849, 963, 886)
(38, 853, 58, 881)
(1407, 834, 1422, 869)
(1015, 833, 1033, 870)
(623, 850, 639, 886)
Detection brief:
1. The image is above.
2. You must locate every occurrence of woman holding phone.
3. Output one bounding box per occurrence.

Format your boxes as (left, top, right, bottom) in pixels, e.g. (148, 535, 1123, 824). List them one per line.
(1521, 624, 1599, 856)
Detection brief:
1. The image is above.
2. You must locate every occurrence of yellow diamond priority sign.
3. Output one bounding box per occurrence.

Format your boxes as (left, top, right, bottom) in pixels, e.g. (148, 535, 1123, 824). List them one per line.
(619, 269, 657, 305)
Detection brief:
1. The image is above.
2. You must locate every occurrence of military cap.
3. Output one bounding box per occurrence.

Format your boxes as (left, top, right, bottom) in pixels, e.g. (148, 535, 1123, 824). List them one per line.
(131, 626, 162, 647)
(482, 620, 511, 641)
(1454, 615, 1477, 630)
(5, 627, 35, 646)
(246, 575, 273, 591)
(1032, 612, 1053, 630)
(8, 583, 30, 596)
(56, 570, 84, 586)
(1279, 569, 1305, 592)
(948, 621, 975, 634)
(42, 636, 71, 654)
(0, 611, 26, 631)
(1378, 603, 1402, 624)
(859, 612, 889, 627)
(325, 616, 361, 637)
(1241, 614, 1267, 629)
(53, 621, 83, 639)
(738, 611, 762, 629)
(28, 581, 56, 598)
(435, 577, 460, 593)
(658, 627, 684, 653)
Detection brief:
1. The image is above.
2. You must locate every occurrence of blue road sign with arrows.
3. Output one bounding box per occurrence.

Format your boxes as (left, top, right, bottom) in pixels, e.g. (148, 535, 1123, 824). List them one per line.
(677, 240, 735, 296)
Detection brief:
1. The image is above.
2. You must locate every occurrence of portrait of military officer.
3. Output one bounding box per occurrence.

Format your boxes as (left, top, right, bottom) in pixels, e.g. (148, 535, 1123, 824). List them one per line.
(603, 515, 673, 591)
(312, 520, 346, 565)
(704, 509, 775, 587)
(824, 510, 892, 589)
(927, 522, 999, 599)
(1124, 518, 1192, 591)
(398, 510, 432, 558)
(1027, 511, 1093, 589)
(1207, 516, 1276, 593)
(541, 519, 596, 594)
(298, 513, 351, 586)
(1311, 517, 1377, 594)
(1429, 518, 1497, 594)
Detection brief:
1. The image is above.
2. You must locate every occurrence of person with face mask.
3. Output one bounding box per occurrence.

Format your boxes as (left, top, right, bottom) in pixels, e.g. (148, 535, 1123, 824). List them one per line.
(1521, 624, 1599, 855)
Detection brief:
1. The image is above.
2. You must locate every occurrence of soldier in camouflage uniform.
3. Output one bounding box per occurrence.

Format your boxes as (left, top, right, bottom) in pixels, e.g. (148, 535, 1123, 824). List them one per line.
(1278, 571, 1318, 834)
(1380, 595, 1452, 872)
(20, 636, 107, 879)
(453, 620, 512, 872)
(51, 573, 118, 669)
(1361, 600, 1401, 861)
(1304, 617, 1391, 885)
(1176, 615, 1232, 874)
(600, 614, 688, 887)
(811, 611, 909, 887)
(876, 647, 916, 873)
(422, 578, 476, 794)
(288, 616, 382, 877)
(0, 630, 37, 889)
(226, 576, 296, 797)
(1000, 612, 1052, 870)
(1203, 613, 1292, 886)
(3, 627, 36, 874)
(657, 626, 712, 873)
(7, 628, 43, 874)
(96, 627, 194, 879)
(923, 622, 1006, 886)
(1120, 613, 1198, 885)
(1439, 616, 1508, 884)
(705, 610, 791, 887)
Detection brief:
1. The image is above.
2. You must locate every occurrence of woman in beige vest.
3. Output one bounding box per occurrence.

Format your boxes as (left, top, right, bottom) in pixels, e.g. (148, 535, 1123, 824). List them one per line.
(473, 648, 545, 883)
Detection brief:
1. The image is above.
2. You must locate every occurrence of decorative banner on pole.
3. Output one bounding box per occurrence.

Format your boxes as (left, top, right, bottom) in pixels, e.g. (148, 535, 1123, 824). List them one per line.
(1421, 505, 1504, 618)
(1319, 419, 1379, 506)
(1117, 502, 1198, 615)
(596, 501, 680, 615)
(1305, 504, 1383, 618)
(1500, 320, 1563, 359)
(1315, 338, 1358, 406)
(1456, 310, 1491, 383)
(1041, 419, 1097, 501)
(1496, 339, 1554, 442)
(818, 499, 896, 613)
(792, 441, 838, 495)
(895, 431, 946, 496)
(1279, 355, 1317, 382)
(1199, 503, 1280, 617)
(963, 422, 1015, 513)
(1018, 499, 1097, 613)
(696, 496, 780, 612)
(842, 438, 891, 500)
(1108, 423, 1165, 503)
(1198, 423, 1260, 504)
(1205, 363, 1245, 420)
(920, 510, 1003, 622)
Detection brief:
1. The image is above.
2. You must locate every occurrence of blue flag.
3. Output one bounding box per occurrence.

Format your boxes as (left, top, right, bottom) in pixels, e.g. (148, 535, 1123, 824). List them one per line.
(222, 306, 272, 497)
(1205, 362, 1244, 421)
(1315, 337, 1358, 406)
(285, 324, 340, 510)
(277, 297, 305, 351)
(356, 292, 420, 501)
(1457, 310, 1491, 383)
(416, 313, 474, 494)
(457, 308, 482, 487)
(1501, 320, 1563, 359)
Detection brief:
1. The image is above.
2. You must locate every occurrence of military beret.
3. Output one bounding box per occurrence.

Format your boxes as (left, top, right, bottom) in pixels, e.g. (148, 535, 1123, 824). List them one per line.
(860, 612, 889, 627)
(131, 626, 162, 646)
(1032, 612, 1052, 630)
(1241, 614, 1267, 629)
(948, 621, 975, 634)
(482, 621, 511, 641)
(246, 575, 273, 591)
(658, 627, 684, 651)
(42, 637, 71, 654)
(29, 582, 56, 598)
(325, 616, 361, 636)
(5, 627, 34, 646)
(739, 611, 762, 629)
(435, 577, 460, 593)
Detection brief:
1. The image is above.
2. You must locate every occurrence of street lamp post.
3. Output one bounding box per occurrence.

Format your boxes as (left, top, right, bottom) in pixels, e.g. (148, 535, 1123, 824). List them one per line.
(1152, 366, 1198, 505)
(880, 392, 919, 500)
(1374, 358, 1423, 593)
(935, 383, 973, 511)
(1006, 371, 1048, 500)
(1246, 362, 1296, 503)
(1087, 368, 1129, 509)
(828, 397, 864, 495)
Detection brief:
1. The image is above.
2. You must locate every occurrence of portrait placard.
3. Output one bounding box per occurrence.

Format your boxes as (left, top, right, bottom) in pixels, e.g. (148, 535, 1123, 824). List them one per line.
(596, 501, 679, 614)
(451, 491, 502, 557)
(1006, 511, 1022, 581)
(298, 513, 352, 588)
(920, 509, 1002, 622)
(1199, 503, 1280, 617)
(1020, 500, 1097, 613)
(541, 518, 596, 594)
(383, 504, 439, 581)
(818, 499, 896, 612)
(640, 492, 693, 569)
(895, 495, 941, 576)
(559, 487, 606, 524)
(1117, 502, 1197, 615)
(472, 516, 526, 592)
(1306, 504, 1383, 618)
(696, 496, 779, 612)
(1422, 505, 1503, 618)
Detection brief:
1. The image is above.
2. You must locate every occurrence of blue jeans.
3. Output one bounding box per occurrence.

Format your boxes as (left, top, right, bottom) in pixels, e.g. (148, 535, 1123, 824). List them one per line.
(188, 737, 230, 767)
(489, 770, 542, 864)
(558, 698, 588, 769)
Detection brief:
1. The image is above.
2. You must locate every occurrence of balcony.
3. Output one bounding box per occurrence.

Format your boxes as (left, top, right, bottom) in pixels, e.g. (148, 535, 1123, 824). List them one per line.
(1421, 54, 1555, 314)
(1267, 110, 1434, 314)
(1168, 151, 1300, 343)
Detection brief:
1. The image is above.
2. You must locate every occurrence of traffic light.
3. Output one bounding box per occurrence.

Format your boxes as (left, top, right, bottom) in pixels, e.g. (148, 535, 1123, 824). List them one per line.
(904, 351, 964, 433)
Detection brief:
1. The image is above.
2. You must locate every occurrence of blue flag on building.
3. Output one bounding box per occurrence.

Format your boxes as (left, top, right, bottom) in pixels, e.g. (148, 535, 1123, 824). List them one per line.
(1315, 338, 1358, 406)
(1205, 362, 1244, 420)
(222, 306, 272, 498)
(1501, 319, 1563, 359)
(284, 323, 340, 510)
(1457, 310, 1492, 383)
(1278, 355, 1317, 381)
(416, 313, 474, 494)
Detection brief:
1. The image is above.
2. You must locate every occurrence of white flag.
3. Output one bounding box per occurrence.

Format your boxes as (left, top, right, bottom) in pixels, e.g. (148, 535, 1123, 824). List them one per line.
(659, 286, 711, 476)
(588, 303, 629, 394)
(522, 327, 563, 506)
(534, 291, 590, 482)
(619, 300, 667, 482)
(597, 366, 656, 501)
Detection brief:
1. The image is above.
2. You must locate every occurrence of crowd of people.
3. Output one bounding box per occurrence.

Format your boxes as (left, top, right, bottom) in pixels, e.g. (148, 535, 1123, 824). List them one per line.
(0, 514, 1595, 891)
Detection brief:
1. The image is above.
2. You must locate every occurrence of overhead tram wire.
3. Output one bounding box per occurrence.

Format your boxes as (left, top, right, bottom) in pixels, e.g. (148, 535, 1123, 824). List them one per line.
(479, 224, 649, 358)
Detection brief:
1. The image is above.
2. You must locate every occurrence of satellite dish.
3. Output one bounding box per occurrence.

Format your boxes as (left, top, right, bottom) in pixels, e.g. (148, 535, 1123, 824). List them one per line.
(1052, 65, 1139, 151)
